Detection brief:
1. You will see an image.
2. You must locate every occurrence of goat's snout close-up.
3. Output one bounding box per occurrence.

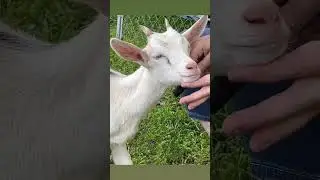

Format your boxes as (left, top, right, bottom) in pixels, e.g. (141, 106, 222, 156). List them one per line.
(185, 60, 197, 70)
(212, 0, 291, 75)
(180, 60, 201, 83)
(243, 1, 280, 25)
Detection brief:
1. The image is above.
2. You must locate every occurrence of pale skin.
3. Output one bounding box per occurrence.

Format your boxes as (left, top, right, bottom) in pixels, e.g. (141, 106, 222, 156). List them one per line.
(224, 0, 320, 152)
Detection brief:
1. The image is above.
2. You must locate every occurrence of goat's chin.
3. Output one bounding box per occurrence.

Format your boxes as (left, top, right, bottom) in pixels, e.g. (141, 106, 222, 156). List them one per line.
(181, 75, 201, 83)
(236, 42, 288, 65)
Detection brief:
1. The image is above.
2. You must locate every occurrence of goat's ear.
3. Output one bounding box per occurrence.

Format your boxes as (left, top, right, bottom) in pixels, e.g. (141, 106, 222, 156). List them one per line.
(110, 38, 148, 63)
(182, 15, 208, 43)
(139, 25, 153, 37)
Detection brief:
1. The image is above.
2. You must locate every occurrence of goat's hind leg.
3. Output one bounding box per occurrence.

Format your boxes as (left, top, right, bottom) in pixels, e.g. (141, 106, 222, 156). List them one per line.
(110, 143, 133, 165)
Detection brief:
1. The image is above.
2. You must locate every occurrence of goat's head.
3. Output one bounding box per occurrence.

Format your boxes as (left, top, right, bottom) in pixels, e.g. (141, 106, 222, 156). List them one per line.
(213, 0, 291, 75)
(110, 15, 208, 85)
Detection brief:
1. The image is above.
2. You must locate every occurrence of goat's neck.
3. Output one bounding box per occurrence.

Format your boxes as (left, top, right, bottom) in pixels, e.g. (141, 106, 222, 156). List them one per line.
(122, 66, 168, 109)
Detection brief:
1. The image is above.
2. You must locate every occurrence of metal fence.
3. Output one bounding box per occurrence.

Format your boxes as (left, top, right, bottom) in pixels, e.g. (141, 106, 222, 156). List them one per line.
(109, 15, 209, 47)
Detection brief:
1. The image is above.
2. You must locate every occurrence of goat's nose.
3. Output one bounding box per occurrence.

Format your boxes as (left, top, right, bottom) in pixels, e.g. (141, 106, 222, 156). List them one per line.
(243, 2, 280, 25)
(186, 61, 197, 70)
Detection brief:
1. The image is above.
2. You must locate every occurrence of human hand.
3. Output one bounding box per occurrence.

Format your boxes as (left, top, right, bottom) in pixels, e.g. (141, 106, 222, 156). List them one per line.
(273, 0, 320, 49)
(179, 74, 210, 110)
(223, 41, 320, 152)
(189, 35, 210, 75)
(173, 35, 210, 98)
(273, 0, 320, 33)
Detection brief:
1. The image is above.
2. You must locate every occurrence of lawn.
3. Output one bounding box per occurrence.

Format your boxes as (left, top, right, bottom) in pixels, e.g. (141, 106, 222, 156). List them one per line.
(1, 0, 250, 178)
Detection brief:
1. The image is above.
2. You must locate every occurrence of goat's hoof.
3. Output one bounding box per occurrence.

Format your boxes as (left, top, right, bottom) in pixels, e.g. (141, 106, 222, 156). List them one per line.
(116, 162, 133, 165)
(113, 159, 133, 165)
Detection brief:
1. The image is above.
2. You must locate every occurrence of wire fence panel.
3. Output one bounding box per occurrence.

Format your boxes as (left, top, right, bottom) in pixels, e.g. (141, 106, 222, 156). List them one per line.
(110, 15, 196, 47)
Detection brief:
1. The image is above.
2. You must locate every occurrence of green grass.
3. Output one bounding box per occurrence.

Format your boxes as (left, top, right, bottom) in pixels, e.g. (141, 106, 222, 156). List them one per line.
(211, 108, 251, 179)
(1, 0, 250, 178)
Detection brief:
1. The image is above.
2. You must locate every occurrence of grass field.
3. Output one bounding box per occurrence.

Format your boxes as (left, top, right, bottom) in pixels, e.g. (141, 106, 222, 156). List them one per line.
(1, 0, 250, 179)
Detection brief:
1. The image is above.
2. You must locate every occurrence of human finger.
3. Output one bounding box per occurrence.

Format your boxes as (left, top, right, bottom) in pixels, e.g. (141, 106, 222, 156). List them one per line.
(188, 96, 209, 110)
(223, 77, 320, 135)
(181, 74, 210, 88)
(279, 0, 320, 35)
(197, 52, 211, 74)
(228, 41, 320, 83)
(190, 36, 210, 62)
(250, 108, 319, 152)
(179, 86, 210, 105)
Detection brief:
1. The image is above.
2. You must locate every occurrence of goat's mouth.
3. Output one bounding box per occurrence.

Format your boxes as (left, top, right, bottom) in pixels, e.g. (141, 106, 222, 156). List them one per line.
(180, 74, 201, 83)
(228, 37, 287, 49)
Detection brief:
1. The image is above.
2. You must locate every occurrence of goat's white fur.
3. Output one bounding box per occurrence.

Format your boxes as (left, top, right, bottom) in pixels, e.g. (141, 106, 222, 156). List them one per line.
(110, 16, 208, 165)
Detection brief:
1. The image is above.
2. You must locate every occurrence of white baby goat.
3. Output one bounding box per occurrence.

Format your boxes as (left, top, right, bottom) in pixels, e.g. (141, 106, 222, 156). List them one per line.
(110, 16, 209, 165)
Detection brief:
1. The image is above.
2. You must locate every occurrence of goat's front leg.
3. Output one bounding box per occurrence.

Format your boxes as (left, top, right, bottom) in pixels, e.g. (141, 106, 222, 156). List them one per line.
(110, 143, 133, 165)
(200, 120, 210, 136)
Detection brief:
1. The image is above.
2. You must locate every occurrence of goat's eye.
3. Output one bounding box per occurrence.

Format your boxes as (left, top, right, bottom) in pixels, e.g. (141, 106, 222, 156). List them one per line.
(153, 54, 171, 65)
(154, 54, 164, 59)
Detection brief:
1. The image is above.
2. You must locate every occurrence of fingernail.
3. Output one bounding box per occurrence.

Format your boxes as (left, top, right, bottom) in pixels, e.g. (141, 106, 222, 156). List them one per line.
(188, 105, 194, 110)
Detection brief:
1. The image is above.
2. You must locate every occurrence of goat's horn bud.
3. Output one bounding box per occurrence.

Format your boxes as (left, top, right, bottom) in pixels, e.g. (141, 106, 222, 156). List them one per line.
(139, 25, 153, 37)
(164, 18, 172, 30)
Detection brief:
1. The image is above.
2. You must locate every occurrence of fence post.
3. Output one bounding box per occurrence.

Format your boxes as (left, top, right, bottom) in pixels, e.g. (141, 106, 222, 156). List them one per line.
(116, 15, 124, 40)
